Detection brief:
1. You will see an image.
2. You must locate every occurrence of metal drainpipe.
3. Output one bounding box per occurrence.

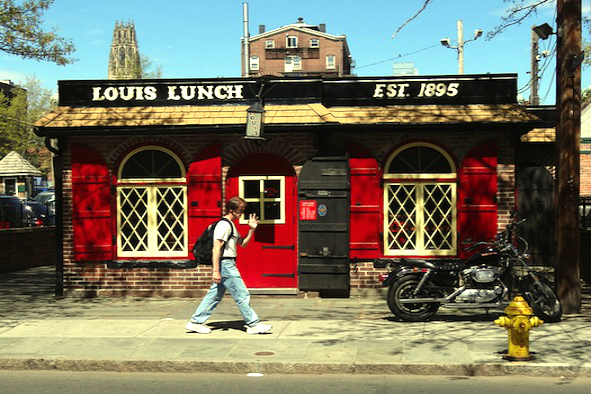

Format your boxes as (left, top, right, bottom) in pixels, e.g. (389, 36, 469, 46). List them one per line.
(44, 135, 64, 297)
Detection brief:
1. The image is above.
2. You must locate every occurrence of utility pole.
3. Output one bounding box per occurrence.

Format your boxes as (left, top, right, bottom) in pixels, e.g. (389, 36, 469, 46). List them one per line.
(457, 20, 465, 75)
(555, 0, 582, 314)
(440, 20, 482, 75)
(530, 26, 540, 105)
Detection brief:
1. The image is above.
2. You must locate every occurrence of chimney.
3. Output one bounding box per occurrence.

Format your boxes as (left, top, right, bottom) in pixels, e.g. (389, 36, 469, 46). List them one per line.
(259, 24, 266, 34)
(319, 23, 326, 33)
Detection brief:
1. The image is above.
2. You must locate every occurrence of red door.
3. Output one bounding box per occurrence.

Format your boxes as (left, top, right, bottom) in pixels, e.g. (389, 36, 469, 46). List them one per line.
(226, 153, 297, 288)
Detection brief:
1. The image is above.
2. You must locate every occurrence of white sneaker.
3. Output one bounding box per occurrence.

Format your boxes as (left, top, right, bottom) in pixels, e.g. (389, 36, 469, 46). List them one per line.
(185, 321, 212, 334)
(245, 323, 272, 334)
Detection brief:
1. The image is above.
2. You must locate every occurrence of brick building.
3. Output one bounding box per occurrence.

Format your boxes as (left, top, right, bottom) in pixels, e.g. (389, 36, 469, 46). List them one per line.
(244, 18, 352, 77)
(35, 74, 544, 297)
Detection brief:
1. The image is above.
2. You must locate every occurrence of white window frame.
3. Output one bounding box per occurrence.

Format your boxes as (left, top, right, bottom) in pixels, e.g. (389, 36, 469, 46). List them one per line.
(250, 55, 260, 71)
(117, 185, 188, 257)
(382, 142, 458, 256)
(326, 55, 336, 70)
(238, 176, 286, 224)
(383, 182, 457, 256)
(310, 39, 320, 48)
(116, 146, 187, 258)
(265, 40, 275, 49)
(285, 56, 302, 72)
(286, 35, 298, 48)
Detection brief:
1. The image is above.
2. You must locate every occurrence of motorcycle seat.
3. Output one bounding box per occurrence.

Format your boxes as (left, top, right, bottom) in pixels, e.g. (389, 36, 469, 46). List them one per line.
(400, 258, 437, 269)
(399, 258, 464, 271)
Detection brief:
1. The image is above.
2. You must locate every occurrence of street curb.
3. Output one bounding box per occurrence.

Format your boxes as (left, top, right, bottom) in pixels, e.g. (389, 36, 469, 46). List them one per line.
(1, 358, 590, 377)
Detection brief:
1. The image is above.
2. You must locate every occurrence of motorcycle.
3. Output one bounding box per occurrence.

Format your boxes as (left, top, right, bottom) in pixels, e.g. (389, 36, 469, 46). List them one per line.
(374, 219, 563, 322)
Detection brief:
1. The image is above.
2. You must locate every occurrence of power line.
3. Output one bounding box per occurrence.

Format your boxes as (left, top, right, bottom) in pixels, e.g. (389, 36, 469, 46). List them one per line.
(355, 44, 440, 70)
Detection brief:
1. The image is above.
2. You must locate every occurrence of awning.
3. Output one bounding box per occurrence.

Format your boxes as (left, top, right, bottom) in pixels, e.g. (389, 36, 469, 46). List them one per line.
(35, 103, 541, 136)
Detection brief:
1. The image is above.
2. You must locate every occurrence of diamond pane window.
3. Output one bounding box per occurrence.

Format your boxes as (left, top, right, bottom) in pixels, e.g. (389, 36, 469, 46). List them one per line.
(117, 147, 187, 258)
(383, 143, 457, 256)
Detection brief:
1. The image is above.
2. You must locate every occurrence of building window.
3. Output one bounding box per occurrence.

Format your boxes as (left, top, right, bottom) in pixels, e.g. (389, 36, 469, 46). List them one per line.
(286, 35, 298, 48)
(265, 40, 275, 49)
(239, 176, 285, 224)
(310, 39, 319, 48)
(383, 143, 457, 256)
(117, 146, 187, 257)
(250, 56, 260, 71)
(285, 56, 302, 72)
(326, 55, 336, 70)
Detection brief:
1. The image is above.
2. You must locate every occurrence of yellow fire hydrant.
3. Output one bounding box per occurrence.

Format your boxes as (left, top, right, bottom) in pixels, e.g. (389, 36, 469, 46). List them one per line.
(494, 295, 543, 361)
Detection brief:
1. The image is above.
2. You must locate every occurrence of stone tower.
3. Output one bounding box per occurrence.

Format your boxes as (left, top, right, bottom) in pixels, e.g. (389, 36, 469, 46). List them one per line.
(108, 21, 141, 79)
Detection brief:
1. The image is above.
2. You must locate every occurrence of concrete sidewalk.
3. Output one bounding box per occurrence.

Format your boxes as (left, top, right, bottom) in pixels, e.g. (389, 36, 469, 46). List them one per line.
(0, 266, 590, 376)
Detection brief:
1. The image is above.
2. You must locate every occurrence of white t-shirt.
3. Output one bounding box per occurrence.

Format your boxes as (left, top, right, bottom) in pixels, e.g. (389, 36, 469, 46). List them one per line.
(213, 219, 240, 258)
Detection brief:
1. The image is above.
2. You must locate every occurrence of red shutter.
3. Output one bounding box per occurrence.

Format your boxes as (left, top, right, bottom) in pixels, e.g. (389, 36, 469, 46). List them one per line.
(71, 144, 112, 260)
(348, 145, 382, 259)
(458, 141, 498, 258)
(187, 144, 222, 258)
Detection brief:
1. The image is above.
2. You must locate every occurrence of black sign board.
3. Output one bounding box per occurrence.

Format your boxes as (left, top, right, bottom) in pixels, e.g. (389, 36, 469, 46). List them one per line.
(58, 74, 518, 108)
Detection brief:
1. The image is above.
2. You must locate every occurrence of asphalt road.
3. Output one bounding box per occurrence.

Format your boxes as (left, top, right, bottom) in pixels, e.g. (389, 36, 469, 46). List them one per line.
(0, 371, 590, 394)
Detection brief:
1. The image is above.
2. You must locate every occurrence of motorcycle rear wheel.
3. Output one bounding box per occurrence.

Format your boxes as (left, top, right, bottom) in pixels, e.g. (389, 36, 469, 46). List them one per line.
(523, 281, 562, 323)
(387, 275, 439, 322)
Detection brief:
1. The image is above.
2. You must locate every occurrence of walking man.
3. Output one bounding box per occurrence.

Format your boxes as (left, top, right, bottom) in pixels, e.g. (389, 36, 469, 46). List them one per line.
(186, 196, 272, 334)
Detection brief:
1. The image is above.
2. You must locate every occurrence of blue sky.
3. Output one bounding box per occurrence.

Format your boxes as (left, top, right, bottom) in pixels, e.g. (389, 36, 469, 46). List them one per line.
(1, 0, 589, 105)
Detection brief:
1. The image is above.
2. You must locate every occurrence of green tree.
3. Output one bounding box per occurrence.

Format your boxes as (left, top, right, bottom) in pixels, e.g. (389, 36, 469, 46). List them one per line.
(0, 0, 75, 65)
(0, 76, 55, 172)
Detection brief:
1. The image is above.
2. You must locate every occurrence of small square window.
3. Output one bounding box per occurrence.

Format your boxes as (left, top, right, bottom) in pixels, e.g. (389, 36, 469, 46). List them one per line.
(239, 176, 285, 224)
(310, 39, 319, 48)
(265, 40, 275, 49)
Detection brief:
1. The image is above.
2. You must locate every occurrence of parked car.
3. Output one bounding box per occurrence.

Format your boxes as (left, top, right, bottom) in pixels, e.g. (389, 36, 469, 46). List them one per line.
(0, 195, 20, 228)
(33, 191, 55, 204)
(0, 195, 23, 228)
(24, 191, 55, 226)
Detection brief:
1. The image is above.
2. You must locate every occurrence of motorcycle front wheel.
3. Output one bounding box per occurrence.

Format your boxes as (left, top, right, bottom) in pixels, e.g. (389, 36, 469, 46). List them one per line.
(523, 281, 562, 322)
(387, 275, 439, 322)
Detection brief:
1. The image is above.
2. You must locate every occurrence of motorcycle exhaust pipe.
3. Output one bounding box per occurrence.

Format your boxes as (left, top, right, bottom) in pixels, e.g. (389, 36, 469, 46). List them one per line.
(398, 285, 467, 304)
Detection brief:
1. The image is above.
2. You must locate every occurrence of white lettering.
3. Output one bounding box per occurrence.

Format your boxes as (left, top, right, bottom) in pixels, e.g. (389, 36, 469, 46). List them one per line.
(118, 87, 134, 101)
(144, 86, 157, 100)
(214, 85, 227, 99)
(396, 83, 409, 97)
(92, 87, 105, 101)
(103, 87, 118, 101)
(373, 84, 386, 98)
(167, 86, 181, 100)
(197, 85, 213, 100)
(226, 85, 243, 99)
(180, 86, 196, 100)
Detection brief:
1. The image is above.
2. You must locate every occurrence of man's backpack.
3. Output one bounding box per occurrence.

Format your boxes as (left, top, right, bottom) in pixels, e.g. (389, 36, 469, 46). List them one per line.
(192, 218, 233, 265)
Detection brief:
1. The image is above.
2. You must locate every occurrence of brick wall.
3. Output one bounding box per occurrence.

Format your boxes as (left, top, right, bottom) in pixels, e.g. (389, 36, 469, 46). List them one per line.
(0, 227, 56, 272)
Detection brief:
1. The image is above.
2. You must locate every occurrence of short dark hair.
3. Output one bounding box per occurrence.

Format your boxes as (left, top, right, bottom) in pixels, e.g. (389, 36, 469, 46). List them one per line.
(226, 196, 246, 212)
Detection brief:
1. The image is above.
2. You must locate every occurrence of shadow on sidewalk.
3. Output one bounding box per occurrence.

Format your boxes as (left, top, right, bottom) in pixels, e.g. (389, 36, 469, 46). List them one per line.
(0, 265, 55, 301)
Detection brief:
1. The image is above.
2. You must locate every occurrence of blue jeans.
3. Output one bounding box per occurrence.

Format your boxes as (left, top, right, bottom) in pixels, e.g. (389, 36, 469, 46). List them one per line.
(189, 259, 261, 327)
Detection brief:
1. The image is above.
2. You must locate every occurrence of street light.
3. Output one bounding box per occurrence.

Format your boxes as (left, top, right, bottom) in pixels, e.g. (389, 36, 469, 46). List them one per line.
(440, 20, 483, 74)
(533, 23, 555, 40)
(245, 100, 265, 140)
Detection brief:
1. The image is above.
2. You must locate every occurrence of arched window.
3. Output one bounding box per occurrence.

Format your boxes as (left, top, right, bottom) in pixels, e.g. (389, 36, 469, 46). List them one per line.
(117, 147, 187, 257)
(383, 143, 457, 256)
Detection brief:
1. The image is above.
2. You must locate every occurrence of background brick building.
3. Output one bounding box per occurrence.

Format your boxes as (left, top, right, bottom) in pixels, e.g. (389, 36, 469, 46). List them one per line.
(244, 18, 353, 77)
